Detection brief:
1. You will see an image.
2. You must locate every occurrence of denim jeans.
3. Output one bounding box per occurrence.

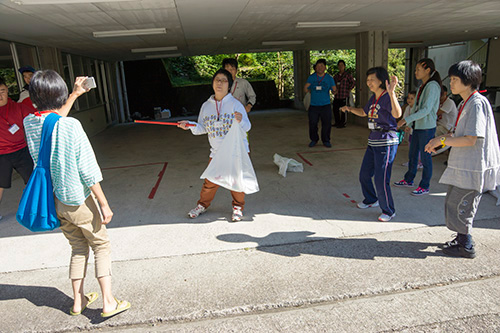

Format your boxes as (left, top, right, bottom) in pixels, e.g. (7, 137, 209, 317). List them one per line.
(404, 128, 436, 189)
(359, 144, 398, 216)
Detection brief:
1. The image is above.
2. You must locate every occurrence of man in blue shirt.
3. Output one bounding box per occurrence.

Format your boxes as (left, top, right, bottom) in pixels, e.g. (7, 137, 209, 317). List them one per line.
(304, 59, 337, 147)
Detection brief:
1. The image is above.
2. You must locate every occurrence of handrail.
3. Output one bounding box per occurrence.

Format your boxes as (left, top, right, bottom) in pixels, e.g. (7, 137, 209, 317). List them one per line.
(441, 41, 489, 83)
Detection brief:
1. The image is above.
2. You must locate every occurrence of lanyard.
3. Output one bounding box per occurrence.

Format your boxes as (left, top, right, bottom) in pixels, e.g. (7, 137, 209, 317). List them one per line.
(316, 73, 326, 85)
(35, 110, 58, 117)
(231, 81, 238, 95)
(215, 99, 222, 120)
(370, 90, 386, 118)
(415, 81, 429, 108)
(0, 103, 10, 126)
(453, 91, 477, 133)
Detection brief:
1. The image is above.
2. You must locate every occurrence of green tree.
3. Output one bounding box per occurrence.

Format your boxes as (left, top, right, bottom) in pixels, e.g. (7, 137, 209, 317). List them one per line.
(162, 48, 406, 102)
(388, 48, 406, 99)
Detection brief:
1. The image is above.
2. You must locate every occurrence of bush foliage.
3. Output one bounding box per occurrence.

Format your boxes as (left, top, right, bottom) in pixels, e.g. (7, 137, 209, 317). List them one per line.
(163, 49, 406, 100)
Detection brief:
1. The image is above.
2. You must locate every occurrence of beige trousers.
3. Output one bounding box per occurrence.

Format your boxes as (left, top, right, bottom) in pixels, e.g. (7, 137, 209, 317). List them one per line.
(56, 194, 112, 279)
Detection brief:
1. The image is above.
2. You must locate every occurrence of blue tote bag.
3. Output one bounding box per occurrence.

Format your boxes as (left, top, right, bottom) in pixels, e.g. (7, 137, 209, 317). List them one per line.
(17, 113, 61, 232)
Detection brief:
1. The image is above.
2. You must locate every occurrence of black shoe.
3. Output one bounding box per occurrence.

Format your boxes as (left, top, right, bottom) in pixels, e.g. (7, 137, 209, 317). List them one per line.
(439, 234, 475, 249)
(442, 244, 476, 259)
(323, 142, 332, 148)
(308, 141, 317, 147)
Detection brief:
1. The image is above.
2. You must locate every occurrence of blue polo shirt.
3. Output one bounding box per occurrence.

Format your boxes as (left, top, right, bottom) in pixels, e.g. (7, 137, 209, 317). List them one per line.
(307, 73, 335, 106)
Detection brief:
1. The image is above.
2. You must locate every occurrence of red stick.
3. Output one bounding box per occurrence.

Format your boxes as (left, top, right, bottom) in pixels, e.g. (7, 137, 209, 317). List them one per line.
(134, 120, 195, 127)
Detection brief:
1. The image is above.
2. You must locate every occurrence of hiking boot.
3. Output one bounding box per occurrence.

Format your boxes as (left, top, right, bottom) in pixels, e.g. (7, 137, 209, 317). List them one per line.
(393, 179, 414, 187)
(378, 213, 395, 222)
(188, 204, 206, 218)
(442, 244, 476, 259)
(411, 187, 430, 196)
(357, 201, 379, 209)
(232, 206, 243, 222)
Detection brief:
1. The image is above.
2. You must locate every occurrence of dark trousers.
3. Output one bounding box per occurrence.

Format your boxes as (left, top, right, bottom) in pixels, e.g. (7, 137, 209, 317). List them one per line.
(404, 128, 435, 189)
(359, 144, 398, 216)
(308, 104, 332, 143)
(332, 97, 347, 126)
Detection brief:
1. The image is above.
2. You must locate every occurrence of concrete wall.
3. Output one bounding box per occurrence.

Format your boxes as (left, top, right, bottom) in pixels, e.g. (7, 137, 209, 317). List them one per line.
(427, 39, 487, 89)
(71, 105, 108, 137)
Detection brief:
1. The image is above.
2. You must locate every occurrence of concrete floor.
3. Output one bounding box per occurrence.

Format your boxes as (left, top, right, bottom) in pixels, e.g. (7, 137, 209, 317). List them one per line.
(1, 109, 499, 332)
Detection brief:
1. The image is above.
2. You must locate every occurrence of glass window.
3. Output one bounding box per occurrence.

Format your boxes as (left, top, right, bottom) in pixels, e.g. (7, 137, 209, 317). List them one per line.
(0, 40, 19, 99)
(15, 43, 39, 71)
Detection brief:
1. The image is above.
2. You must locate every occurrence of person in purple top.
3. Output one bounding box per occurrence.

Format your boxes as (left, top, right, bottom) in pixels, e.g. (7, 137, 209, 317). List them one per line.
(341, 67, 402, 222)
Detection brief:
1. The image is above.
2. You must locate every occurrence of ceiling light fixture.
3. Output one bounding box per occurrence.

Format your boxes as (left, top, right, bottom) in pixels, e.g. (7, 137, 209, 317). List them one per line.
(296, 21, 360, 28)
(248, 48, 283, 53)
(145, 53, 182, 59)
(93, 28, 166, 38)
(131, 46, 178, 53)
(389, 41, 423, 46)
(12, 0, 136, 4)
(262, 40, 305, 46)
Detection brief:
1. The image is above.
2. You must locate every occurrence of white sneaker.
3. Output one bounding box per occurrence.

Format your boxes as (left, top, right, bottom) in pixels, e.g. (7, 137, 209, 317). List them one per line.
(401, 161, 409, 167)
(232, 206, 243, 222)
(357, 201, 379, 209)
(378, 213, 395, 222)
(188, 204, 206, 218)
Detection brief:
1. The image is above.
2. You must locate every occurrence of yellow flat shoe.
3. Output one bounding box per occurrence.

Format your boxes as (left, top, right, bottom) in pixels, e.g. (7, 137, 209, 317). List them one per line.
(69, 292, 99, 316)
(101, 299, 131, 318)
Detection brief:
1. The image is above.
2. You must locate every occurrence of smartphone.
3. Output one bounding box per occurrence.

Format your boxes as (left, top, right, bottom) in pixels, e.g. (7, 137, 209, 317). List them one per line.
(83, 77, 96, 90)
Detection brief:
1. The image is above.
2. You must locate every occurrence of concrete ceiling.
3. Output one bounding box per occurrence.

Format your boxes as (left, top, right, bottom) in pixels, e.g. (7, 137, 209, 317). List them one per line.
(0, 0, 499, 61)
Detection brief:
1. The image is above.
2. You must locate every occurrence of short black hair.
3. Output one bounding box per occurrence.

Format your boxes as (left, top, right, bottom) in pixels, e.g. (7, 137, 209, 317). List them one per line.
(29, 70, 68, 111)
(408, 90, 417, 96)
(337, 60, 346, 66)
(212, 68, 234, 93)
(315, 59, 327, 66)
(441, 85, 448, 94)
(0, 76, 5, 87)
(222, 58, 238, 70)
(448, 60, 482, 90)
(366, 67, 389, 90)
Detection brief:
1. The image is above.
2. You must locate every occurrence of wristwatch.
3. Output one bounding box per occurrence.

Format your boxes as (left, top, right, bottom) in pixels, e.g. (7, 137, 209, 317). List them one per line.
(440, 136, 446, 147)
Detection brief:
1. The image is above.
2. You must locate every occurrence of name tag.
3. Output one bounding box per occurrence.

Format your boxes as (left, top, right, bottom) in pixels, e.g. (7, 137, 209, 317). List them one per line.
(8, 124, 20, 135)
(368, 122, 376, 130)
(316, 86, 322, 91)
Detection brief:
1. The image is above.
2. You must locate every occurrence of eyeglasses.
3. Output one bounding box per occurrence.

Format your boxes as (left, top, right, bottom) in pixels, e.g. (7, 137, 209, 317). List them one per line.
(214, 78, 228, 84)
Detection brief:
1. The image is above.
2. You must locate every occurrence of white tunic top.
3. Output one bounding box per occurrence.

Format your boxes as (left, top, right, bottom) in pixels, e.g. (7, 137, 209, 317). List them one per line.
(439, 93, 500, 192)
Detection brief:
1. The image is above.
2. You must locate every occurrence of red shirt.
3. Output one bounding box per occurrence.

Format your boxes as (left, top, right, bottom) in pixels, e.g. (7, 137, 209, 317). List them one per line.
(0, 98, 36, 154)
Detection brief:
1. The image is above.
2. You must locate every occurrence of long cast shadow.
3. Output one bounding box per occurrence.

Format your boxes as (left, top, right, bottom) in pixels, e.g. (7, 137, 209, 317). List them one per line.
(217, 231, 444, 259)
(0, 284, 108, 323)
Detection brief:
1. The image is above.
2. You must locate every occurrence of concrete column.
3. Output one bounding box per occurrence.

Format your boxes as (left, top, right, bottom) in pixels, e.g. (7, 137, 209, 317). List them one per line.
(355, 31, 389, 109)
(293, 49, 310, 110)
(407, 47, 427, 92)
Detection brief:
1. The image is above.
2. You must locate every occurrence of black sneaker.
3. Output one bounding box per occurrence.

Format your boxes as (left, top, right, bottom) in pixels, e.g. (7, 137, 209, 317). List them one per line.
(442, 244, 476, 259)
(439, 235, 458, 249)
(439, 234, 475, 249)
(308, 141, 317, 147)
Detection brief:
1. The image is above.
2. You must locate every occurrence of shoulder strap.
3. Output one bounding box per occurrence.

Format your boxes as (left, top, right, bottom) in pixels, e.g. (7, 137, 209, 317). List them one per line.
(38, 113, 61, 168)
